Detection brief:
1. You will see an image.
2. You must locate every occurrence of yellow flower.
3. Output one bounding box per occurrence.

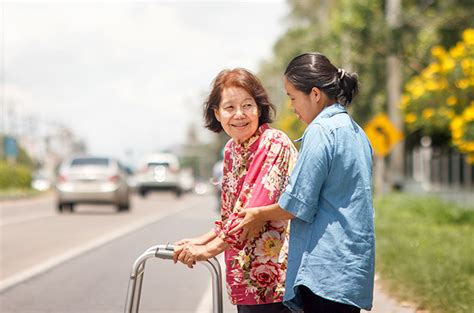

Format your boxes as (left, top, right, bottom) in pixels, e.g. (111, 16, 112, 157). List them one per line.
(441, 57, 456, 72)
(463, 105, 474, 121)
(450, 116, 464, 132)
(449, 43, 465, 59)
(422, 108, 435, 119)
(410, 84, 425, 99)
(456, 79, 470, 89)
(461, 58, 474, 74)
(399, 95, 410, 110)
(462, 28, 474, 46)
(405, 113, 417, 124)
(431, 45, 446, 58)
(466, 143, 474, 151)
(421, 63, 441, 79)
(425, 80, 440, 91)
(450, 104, 474, 155)
(447, 96, 458, 106)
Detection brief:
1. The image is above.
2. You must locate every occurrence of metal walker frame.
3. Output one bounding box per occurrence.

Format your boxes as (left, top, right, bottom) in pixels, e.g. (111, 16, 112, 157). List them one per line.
(124, 243, 223, 313)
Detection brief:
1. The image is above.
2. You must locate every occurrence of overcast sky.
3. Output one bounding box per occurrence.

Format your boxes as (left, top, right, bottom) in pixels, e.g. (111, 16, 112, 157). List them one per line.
(1, 0, 288, 164)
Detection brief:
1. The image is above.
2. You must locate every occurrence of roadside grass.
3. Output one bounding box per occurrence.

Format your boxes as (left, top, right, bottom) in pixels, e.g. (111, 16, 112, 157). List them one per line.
(0, 188, 46, 200)
(375, 193, 474, 313)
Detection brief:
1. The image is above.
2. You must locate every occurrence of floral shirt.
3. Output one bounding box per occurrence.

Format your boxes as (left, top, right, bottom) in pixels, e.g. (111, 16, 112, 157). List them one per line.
(213, 123, 298, 305)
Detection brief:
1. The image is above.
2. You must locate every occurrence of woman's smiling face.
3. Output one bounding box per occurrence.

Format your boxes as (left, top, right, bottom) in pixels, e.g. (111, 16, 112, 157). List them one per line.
(214, 86, 260, 144)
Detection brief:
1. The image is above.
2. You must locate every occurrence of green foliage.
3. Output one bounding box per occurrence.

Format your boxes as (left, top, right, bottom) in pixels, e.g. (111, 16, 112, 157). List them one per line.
(375, 193, 474, 313)
(0, 161, 33, 189)
(260, 0, 474, 139)
(401, 29, 474, 159)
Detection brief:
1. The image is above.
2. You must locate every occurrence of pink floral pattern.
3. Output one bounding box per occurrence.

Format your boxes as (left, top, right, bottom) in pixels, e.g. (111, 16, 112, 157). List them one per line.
(213, 123, 297, 305)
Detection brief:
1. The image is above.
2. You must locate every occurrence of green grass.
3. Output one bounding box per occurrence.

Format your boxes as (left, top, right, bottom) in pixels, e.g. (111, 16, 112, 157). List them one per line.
(0, 188, 45, 200)
(375, 193, 474, 313)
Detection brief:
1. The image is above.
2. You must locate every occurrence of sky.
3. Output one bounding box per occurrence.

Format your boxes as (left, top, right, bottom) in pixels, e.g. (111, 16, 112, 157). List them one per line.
(1, 0, 288, 164)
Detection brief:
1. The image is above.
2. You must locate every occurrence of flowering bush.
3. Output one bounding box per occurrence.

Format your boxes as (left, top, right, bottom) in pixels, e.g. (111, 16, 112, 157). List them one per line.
(400, 28, 474, 160)
(450, 102, 474, 162)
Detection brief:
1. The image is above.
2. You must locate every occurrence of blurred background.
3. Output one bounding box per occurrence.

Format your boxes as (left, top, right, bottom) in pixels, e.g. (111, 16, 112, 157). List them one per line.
(0, 1, 473, 313)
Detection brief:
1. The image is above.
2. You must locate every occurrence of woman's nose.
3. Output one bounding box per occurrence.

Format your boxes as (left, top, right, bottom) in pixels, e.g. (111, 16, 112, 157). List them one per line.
(234, 107, 245, 117)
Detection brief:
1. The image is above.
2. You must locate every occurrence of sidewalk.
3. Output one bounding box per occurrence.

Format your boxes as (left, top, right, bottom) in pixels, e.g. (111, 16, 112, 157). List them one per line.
(362, 275, 417, 313)
(403, 179, 474, 208)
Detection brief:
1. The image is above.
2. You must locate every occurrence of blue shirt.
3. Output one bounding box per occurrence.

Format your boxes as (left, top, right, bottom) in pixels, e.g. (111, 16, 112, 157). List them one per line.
(278, 103, 375, 310)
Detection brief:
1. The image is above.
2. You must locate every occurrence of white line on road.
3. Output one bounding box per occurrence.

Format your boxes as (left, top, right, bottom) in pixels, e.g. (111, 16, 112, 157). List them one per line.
(0, 212, 55, 227)
(194, 254, 226, 313)
(0, 206, 188, 293)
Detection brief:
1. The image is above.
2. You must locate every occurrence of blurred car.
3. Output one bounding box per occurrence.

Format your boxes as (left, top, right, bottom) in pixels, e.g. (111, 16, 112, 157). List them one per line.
(31, 172, 52, 191)
(179, 168, 195, 193)
(55, 156, 131, 213)
(134, 153, 182, 197)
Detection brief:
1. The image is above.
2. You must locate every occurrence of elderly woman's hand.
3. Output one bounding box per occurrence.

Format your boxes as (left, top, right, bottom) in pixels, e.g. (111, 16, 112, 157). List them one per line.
(174, 237, 202, 246)
(173, 243, 210, 268)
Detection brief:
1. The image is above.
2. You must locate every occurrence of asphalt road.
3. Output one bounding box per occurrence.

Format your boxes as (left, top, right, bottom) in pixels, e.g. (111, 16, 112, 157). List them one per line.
(0, 191, 234, 313)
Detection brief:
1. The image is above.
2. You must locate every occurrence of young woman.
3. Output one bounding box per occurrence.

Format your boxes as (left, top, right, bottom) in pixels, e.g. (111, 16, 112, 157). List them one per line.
(232, 53, 375, 313)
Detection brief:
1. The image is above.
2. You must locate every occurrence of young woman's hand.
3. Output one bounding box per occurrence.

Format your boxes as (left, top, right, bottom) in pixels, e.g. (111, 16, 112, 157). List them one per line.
(228, 207, 262, 240)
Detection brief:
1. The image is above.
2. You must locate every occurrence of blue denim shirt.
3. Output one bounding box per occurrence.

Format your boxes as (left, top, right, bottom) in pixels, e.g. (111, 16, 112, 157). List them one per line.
(278, 103, 375, 310)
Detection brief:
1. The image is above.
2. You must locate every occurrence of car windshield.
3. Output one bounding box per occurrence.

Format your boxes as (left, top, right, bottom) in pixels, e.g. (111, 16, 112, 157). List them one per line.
(71, 158, 110, 167)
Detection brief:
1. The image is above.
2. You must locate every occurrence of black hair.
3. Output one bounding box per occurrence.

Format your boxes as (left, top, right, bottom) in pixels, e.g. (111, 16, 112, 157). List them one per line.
(284, 52, 359, 106)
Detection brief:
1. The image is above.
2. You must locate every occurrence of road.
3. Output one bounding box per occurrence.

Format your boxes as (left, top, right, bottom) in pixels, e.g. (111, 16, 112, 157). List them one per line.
(1, 191, 235, 312)
(0, 191, 415, 313)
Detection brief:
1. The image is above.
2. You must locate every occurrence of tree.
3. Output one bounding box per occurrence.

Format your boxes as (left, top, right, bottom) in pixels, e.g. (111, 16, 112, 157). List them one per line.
(401, 28, 474, 161)
(259, 0, 474, 139)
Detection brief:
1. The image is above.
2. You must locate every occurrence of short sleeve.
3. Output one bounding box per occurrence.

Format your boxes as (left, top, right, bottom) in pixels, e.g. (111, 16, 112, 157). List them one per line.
(279, 124, 332, 223)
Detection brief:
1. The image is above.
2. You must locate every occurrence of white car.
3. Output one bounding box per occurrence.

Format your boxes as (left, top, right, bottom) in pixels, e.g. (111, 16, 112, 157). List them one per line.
(134, 153, 183, 197)
(55, 156, 131, 212)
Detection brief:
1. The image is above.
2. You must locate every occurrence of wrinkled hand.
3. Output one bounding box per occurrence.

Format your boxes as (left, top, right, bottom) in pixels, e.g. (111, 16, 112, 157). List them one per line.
(228, 208, 265, 242)
(173, 243, 209, 268)
(174, 237, 201, 246)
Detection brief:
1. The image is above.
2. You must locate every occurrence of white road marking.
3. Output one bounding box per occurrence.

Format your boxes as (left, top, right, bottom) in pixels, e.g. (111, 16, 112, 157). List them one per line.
(0, 206, 188, 293)
(0, 212, 54, 227)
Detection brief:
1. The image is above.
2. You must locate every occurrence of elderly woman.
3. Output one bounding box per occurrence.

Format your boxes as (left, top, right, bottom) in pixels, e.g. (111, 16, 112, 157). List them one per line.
(173, 68, 297, 313)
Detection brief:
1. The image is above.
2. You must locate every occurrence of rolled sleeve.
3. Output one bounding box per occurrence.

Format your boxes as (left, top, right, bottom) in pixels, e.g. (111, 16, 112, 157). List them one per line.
(278, 124, 332, 223)
(214, 213, 244, 247)
(213, 220, 224, 238)
(279, 191, 315, 223)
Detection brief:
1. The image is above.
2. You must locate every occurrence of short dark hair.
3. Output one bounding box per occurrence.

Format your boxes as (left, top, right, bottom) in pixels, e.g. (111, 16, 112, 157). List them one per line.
(203, 68, 276, 133)
(284, 52, 359, 106)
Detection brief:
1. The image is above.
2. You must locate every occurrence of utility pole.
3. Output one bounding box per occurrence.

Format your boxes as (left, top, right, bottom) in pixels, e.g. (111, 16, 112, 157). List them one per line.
(1, 3, 5, 136)
(386, 0, 405, 190)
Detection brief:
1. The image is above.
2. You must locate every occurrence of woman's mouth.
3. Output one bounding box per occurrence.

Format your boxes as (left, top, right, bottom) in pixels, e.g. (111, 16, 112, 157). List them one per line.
(231, 122, 249, 128)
